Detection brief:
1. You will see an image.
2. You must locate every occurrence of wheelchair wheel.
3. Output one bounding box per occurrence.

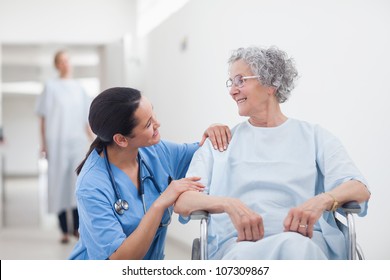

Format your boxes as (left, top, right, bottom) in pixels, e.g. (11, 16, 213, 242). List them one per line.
(192, 238, 201, 260)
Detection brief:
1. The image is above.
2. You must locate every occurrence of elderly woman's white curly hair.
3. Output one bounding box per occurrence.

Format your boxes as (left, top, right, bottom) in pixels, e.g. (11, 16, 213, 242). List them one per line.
(228, 46, 298, 103)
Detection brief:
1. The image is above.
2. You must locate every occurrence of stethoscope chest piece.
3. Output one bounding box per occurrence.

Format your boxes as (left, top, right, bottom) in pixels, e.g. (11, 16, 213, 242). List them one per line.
(104, 146, 167, 218)
(115, 199, 129, 215)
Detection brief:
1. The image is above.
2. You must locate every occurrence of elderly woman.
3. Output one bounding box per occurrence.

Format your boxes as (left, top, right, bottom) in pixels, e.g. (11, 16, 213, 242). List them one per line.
(174, 46, 371, 259)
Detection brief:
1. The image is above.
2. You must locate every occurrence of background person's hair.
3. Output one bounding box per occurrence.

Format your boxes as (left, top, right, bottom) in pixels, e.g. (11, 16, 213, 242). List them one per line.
(228, 46, 298, 103)
(76, 87, 142, 175)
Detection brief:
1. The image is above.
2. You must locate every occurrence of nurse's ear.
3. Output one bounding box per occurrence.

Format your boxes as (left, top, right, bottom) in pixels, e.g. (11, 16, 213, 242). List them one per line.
(112, 133, 129, 148)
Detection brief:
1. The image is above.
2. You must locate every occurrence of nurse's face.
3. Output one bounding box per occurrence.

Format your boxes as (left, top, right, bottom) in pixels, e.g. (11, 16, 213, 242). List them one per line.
(130, 96, 161, 147)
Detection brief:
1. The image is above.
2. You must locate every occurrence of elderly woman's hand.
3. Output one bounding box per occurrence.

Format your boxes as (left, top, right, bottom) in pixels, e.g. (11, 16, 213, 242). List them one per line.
(224, 198, 264, 242)
(200, 123, 232, 152)
(283, 194, 330, 238)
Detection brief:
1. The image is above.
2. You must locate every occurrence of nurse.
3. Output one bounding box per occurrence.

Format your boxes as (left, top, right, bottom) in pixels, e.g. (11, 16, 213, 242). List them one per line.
(69, 87, 230, 260)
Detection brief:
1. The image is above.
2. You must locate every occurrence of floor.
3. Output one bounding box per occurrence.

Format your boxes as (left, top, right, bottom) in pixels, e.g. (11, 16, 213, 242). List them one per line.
(0, 176, 189, 260)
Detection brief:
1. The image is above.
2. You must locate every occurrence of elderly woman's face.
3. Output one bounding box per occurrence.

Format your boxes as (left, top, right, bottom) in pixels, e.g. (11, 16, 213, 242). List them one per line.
(228, 60, 271, 117)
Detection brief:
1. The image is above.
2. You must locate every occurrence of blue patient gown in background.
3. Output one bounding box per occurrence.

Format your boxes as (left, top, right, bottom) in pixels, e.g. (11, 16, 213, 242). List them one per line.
(182, 118, 368, 260)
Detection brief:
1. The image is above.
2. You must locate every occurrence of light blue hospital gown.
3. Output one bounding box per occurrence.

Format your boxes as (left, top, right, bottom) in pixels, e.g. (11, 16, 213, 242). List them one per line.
(182, 119, 368, 260)
(69, 140, 198, 260)
(35, 78, 90, 214)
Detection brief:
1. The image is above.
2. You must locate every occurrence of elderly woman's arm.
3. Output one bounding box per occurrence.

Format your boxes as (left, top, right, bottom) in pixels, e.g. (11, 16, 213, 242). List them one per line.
(174, 191, 264, 241)
(322, 180, 370, 209)
(283, 180, 370, 238)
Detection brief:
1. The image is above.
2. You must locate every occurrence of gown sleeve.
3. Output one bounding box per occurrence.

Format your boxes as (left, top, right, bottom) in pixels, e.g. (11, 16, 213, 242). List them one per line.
(185, 139, 215, 194)
(178, 139, 215, 224)
(314, 125, 369, 216)
(35, 82, 49, 117)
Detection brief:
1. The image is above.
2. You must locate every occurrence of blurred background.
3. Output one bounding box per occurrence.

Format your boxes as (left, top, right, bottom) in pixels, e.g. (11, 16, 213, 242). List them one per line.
(0, 0, 389, 260)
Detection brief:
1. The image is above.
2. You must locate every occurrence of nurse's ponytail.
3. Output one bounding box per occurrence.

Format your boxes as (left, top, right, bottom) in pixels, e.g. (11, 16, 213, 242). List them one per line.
(76, 137, 105, 175)
(75, 87, 141, 175)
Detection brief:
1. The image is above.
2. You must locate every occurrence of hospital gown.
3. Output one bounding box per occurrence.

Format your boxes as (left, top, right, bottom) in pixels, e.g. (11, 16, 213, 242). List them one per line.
(183, 118, 368, 260)
(69, 141, 198, 260)
(35, 78, 90, 214)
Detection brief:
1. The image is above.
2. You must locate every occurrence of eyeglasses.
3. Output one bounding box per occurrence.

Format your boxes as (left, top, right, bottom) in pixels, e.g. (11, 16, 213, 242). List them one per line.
(226, 75, 260, 88)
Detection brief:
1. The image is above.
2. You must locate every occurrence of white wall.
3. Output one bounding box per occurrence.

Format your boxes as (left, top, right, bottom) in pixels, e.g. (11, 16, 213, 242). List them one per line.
(0, 0, 136, 44)
(139, 0, 390, 259)
(2, 94, 39, 175)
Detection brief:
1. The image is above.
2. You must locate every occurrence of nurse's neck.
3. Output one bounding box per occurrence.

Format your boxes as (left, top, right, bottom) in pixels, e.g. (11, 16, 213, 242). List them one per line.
(106, 145, 138, 170)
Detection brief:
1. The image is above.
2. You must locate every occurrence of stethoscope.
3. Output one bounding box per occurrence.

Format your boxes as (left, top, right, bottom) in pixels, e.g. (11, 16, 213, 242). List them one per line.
(103, 147, 172, 227)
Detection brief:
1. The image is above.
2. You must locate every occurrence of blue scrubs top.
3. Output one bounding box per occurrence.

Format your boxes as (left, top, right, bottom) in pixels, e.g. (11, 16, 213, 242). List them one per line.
(69, 140, 198, 260)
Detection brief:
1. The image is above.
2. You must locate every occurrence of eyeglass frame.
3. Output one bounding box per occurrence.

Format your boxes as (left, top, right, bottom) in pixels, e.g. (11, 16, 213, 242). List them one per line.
(226, 75, 260, 88)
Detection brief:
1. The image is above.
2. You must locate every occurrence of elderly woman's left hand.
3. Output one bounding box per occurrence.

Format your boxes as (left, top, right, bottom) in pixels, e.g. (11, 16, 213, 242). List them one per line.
(200, 123, 232, 152)
(283, 194, 330, 238)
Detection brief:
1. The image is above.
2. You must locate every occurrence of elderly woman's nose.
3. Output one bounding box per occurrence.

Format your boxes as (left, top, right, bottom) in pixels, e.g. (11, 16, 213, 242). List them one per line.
(229, 86, 239, 96)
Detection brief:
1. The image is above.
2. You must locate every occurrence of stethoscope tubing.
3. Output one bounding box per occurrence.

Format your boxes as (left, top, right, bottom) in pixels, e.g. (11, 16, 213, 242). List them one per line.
(103, 146, 169, 221)
(103, 147, 124, 206)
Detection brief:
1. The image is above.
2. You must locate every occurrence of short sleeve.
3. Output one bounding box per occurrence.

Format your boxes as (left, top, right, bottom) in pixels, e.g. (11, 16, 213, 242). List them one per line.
(315, 125, 369, 216)
(35, 82, 49, 117)
(185, 139, 215, 194)
(178, 139, 215, 224)
(156, 141, 199, 180)
(76, 179, 126, 259)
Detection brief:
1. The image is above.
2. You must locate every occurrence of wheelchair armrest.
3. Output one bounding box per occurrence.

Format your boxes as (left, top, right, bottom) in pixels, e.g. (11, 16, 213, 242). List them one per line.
(190, 210, 209, 220)
(337, 201, 364, 260)
(340, 201, 361, 214)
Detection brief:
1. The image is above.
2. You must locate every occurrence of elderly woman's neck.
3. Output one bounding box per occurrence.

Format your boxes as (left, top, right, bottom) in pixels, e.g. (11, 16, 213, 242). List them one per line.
(249, 105, 287, 127)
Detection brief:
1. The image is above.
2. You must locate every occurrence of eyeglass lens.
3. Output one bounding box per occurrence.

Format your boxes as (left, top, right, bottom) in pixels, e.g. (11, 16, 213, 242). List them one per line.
(226, 75, 244, 88)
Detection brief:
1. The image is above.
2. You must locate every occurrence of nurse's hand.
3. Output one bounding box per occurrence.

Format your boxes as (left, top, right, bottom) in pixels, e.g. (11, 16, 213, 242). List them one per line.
(200, 123, 232, 152)
(157, 177, 205, 209)
(224, 198, 264, 242)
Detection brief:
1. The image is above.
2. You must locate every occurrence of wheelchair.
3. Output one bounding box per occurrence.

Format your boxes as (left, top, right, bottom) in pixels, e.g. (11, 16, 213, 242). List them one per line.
(190, 201, 364, 260)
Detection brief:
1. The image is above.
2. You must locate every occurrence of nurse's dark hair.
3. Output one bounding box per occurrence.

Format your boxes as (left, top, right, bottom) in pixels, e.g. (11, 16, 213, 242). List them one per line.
(76, 87, 142, 175)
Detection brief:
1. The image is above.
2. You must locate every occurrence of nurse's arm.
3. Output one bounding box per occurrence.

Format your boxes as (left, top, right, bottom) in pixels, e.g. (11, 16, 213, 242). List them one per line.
(174, 191, 264, 241)
(109, 177, 204, 259)
(109, 201, 166, 260)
